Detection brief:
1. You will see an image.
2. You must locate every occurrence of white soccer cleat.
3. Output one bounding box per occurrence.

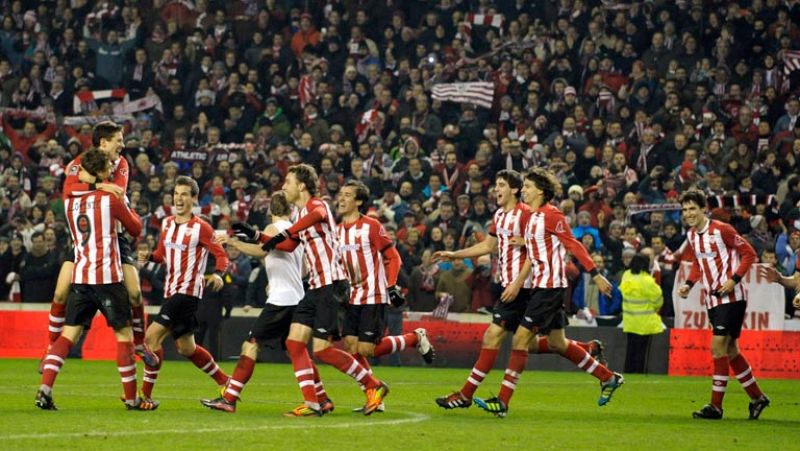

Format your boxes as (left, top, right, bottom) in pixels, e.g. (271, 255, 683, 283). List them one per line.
(414, 328, 435, 364)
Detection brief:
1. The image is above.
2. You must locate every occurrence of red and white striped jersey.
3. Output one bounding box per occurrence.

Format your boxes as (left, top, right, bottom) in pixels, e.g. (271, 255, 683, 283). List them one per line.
(686, 219, 757, 309)
(338, 215, 394, 305)
(63, 155, 129, 199)
(488, 202, 533, 288)
(522, 203, 597, 289)
(296, 198, 347, 289)
(152, 215, 229, 299)
(65, 192, 142, 284)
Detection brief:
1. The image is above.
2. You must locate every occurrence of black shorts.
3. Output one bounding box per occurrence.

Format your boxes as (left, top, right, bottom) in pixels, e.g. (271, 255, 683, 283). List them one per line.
(64, 246, 75, 263)
(154, 294, 199, 339)
(292, 280, 349, 341)
(248, 304, 296, 349)
(519, 288, 568, 334)
(491, 288, 531, 332)
(118, 234, 136, 266)
(708, 301, 747, 339)
(65, 283, 130, 330)
(342, 304, 387, 344)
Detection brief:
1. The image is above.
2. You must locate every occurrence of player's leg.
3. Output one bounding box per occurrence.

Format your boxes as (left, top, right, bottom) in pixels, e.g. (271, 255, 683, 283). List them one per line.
(530, 334, 607, 366)
(175, 333, 228, 385)
(310, 283, 387, 415)
(476, 324, 535, 418)
(695, 303, 738, 419)
(36, 324, 83, 410)
(122, 263, 146, 350)
(47, 261, 73, 344)
(724, 302, 770, 419)
(140, 321, 170, 400)
(283, 322, 324, 416)
(372, 328, 435, 363)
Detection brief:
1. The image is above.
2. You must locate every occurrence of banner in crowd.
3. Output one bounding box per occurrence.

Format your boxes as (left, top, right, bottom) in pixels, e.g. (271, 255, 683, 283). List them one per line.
(432, 82, 494, 108)
(672, 262, 785, 331)
(73, 89, 128, 114)
(112, 94, 163, 115)
(62, 114, 135, 127)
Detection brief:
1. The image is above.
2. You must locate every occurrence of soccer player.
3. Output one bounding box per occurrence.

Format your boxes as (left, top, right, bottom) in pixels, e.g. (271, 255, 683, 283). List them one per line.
(676, 191, 770, 420)
(43, 122, 147, 369)
(434, 170, 605, 410)
(474, 168, 623, 418)
(337, 180, 435, 412)
(760, 250, 800, 310)
(262, 164, 389, 416)
(35, 149, 145, 410)
(135, 176, 230, 407)
(202, 191, 334, 414)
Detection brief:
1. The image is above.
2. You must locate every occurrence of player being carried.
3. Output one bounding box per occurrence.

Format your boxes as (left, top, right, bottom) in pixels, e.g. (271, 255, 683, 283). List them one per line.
(474, 168, 623, 418)
(36, 149, 145, 410)
(234, 164, 388, 416)
(135, 176, 230, 408)
(202, 191, 334, 413)
(42, 121, 148, 372)
(677, 191, 770, 420)
(337, 180, 435, 413)
(434, 169, 606, 411)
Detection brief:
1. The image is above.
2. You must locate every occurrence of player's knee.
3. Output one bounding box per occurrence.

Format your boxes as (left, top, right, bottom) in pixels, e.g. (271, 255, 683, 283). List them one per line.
(53, 289, 68, 304)
(357, 343, 375, 357)
(547, 336, 567, 353)
(482, 329, 503, 348)
(241, 340, 258, 354)
(176, 341, 196, 357)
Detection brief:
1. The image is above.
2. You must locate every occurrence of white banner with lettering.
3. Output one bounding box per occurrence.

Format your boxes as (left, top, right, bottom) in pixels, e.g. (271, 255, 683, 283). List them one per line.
(672, 263, 785, 331)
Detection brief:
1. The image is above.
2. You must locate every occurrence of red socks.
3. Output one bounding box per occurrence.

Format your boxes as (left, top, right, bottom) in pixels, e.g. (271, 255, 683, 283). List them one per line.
(117, 341, 137, 403)
(41, 335, 73, 390)
(498, 350, 528, 406)
(533, 336, 592, 354)
(141, 348, 164, 399)
(373, 333, 419, 357)
(188, 346, 229, 386)
(729, 353, 763, 400)
(711, 356, 729, 409)
(48, 302, 66, 343)
(460, 348, 499, 399)
(223, 355, 256, 403)
(286, 339, 320, 408)
(564, 341, 613, 382)
(310, 361, 329, 403)
(131, 304, 146, 347)
(314, 346, 379, 389)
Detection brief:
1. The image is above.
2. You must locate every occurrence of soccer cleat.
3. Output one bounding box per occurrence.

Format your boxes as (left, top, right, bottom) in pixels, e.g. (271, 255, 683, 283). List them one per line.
(352, 403, 385, 413)
(748, 395, 770, 420)
(435, 391, 472, 409)
(588, 339, 607, 366)
(283, 404, 322, 417)
(474, 396, 507, 418)
(35, 389, 57, 410)
(692, 403, 723, 420)
(320, 399, 335, 414)
(201, 396, 236, 413)
(598, 372, 624, 406)
(414, 328, 435, 364)
(363, 382, 390, 416)
(126, 397, 160, 411)
(138, 344, 160, 368)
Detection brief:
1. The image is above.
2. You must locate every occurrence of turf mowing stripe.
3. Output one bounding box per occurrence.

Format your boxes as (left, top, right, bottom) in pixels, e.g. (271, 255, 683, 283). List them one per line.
(3, 411, 430, 441)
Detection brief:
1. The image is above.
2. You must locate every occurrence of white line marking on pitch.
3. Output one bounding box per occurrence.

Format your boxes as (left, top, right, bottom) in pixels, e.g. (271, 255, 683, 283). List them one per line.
(3, 411, 430, 441)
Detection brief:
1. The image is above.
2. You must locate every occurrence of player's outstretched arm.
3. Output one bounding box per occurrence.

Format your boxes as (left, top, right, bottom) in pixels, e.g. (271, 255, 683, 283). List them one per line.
(111, 197, 142, 237)
(433, 235, 497, 262)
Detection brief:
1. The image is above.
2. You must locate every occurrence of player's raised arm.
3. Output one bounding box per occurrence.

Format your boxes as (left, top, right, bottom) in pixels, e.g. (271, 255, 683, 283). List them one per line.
(110, 196, 142, 237)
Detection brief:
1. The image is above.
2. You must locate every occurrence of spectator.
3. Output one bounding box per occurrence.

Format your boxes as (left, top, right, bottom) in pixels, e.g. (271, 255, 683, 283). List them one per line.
(435, 257, 472, 313)
(619, 253, 665, 374)
(19, 231, 58, 302)
(407, 249, 439, 312)
(572, 252, 622, 316)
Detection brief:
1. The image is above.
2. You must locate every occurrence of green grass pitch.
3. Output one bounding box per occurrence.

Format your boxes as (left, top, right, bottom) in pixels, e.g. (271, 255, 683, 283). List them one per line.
(2, 358, 797, 450)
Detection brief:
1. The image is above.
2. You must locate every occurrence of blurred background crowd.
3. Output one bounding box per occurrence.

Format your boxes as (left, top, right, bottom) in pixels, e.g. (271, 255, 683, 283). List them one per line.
(1, 0, 800, 332)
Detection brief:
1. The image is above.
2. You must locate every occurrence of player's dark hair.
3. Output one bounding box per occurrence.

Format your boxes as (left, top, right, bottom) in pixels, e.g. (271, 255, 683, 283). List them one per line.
(630, 253, 650, 274)
(288, 163, 318, 196)
(344, 180, 370, 212)
(175, 175, 199, 196)
(525, 167, 559, 202)
(92, 121, 124, 147)
(679, 190, 706, 209)
(81, 148, 109, 176)
(270, 191, 292, 217)
(496, 169, 523, 196)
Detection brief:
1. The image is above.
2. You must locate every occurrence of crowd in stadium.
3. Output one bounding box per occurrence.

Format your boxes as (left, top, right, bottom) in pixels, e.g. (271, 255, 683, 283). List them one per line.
(1, 0, 800, 327)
